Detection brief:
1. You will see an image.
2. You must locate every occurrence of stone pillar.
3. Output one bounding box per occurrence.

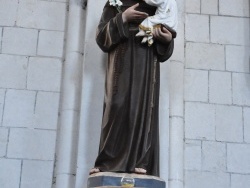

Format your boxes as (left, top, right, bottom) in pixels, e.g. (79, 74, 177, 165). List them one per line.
(55, 0, 85, 188)
(168, 0, 185, 187)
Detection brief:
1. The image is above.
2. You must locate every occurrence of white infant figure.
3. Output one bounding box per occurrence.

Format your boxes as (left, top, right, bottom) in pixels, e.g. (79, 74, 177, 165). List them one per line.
(136, 0, 178, 46)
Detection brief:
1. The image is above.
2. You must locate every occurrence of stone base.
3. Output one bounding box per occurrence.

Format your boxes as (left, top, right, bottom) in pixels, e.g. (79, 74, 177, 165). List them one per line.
(88, 172, 166, 188)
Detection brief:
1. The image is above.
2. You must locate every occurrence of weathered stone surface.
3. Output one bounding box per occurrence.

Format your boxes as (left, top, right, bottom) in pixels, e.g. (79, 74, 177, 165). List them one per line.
(209, 71, 232, 105)
(27, 57, 62, 92)
(186, 0, 200, 13)
(211, 16, 250, 46)
(0, 89, 5, 126)
(185, 171, 230, 188)
(201, 0, 218, 15)
(186, 14, 209, 43)
(3, 89, 36, 128)
(226, 45, 250, 73)
(232, 73, 250, 106)
(17, 0, 66, 31)
(0, 54, 28, 89)
(202, 141, 226, 172)
(227, 143, 250, 173)
(219, 0, 249, 17)
(21, 160, 54, 188)
(185, 69, 208, 102)
(215, 105, 243, 142)
(0, 159, 21, 188)
(7, 128, 56, 160)
(231, 174, 250, 188)
(2, 27, 38, 56)
(244, 108, 250, 143)
(0, 0, 19, 26)
(0, 127, 8, 157)
(34, 92, 60, 130)
(185, 140, 201, 170)
(185, 102, 215, 140)
(186, 42, 224, 70)
(37, 30, 64, 58)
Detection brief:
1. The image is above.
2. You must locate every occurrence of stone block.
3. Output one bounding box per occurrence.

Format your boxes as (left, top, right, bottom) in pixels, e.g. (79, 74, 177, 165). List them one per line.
(186, 0, 200, 13)
(211, 16, 250, 46)
(7, 128, 56, 160)
(232, 73, 250, 106)
(209, 71, 232, 105)
(244, 108, 250, 143)
(185, 171, 230, 188)
(215, 105, 243, 142)
(185, 14, 209, 43)
(201, 0, 218, 15)
(0, 159, 21, 188)
(21, 160, 54, 188)
(219, 0, 249, 17)
(88, 172, 165, 188)
(27, 57, 62, 92)
(185, 140, 201, 170)
(226, 45, 250, 73)
(34, 92, 60, 130)
(0, 54, 28, 89)
(227, 143, 250, 173)
(185, 102, 215, 140)
(37, 30, 64, 58)
(0, 0, 19, 26)
(202, 141, 226, 172)
(231, 174, 250, 188)
(2, 27, 38, 56)
(186, 42, 224, 70)
(17, 0, 66, 31)
(0, 128, 8, 157)
(0, 89, 5, 126)
(184, 69, 208, 102)
(3, 90, 36, 128)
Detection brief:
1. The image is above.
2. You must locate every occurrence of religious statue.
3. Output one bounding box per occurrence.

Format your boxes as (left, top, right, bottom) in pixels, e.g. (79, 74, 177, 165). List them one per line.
(136, 0, 178, 46)
(90, 0, 177, 176)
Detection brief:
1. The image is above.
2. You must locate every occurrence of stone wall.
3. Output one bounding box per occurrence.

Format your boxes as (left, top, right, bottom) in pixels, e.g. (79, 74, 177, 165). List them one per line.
(0, 0, 67, 187)
(184, 0, 250, 187)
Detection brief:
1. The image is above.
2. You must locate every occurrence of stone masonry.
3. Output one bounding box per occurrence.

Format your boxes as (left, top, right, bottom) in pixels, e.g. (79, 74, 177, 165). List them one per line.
(184, 0, 250, 188)
(0, 0, 67, 188)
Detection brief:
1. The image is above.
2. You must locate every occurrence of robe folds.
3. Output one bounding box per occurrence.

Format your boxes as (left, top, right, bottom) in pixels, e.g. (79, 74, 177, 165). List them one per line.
(94, 0, 174, 176)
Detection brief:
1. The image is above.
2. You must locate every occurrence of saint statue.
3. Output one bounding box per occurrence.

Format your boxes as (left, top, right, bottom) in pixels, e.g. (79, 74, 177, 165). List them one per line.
(90, 0, 176, 176)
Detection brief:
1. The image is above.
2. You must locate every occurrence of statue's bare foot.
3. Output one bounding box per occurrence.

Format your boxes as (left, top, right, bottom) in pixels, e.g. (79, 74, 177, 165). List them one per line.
(135, 168, 147, 174)
(89, 168, 100, 175)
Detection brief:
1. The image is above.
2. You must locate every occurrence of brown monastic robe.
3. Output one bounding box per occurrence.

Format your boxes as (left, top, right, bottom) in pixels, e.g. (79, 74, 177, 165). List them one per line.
(94, 0, 174, 176)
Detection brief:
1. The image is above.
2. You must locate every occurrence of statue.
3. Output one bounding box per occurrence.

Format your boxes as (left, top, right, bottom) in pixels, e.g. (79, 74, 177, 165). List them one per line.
(136, 0, 178, 46)
(90, 0, 176, 176)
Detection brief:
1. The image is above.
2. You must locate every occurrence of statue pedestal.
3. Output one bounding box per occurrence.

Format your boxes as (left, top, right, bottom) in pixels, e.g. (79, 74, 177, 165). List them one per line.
(88, 172, 166, 188)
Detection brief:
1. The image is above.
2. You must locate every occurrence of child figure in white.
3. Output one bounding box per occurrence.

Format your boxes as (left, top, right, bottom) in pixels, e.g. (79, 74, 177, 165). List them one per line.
(136, 0, 178, 46)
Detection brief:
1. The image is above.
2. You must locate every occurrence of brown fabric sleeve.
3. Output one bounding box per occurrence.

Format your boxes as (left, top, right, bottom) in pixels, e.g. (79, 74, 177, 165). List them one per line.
(96, 6, 129, 53)
(155, 39, 174, 62)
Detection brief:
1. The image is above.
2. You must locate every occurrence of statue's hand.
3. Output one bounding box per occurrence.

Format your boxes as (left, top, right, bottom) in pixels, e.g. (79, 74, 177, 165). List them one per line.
(153, 27, 172, 44)
(122, 3, 148, 23)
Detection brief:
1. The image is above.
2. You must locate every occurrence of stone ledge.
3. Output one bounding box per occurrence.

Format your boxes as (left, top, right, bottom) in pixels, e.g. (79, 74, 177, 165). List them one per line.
(88, 172, 166, 188)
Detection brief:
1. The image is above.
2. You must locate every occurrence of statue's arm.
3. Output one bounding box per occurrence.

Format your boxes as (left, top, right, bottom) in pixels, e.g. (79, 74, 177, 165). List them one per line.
(96, 5, 129, 53)
(155, 39, 174, 62)
(153, 26, 175, 62)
